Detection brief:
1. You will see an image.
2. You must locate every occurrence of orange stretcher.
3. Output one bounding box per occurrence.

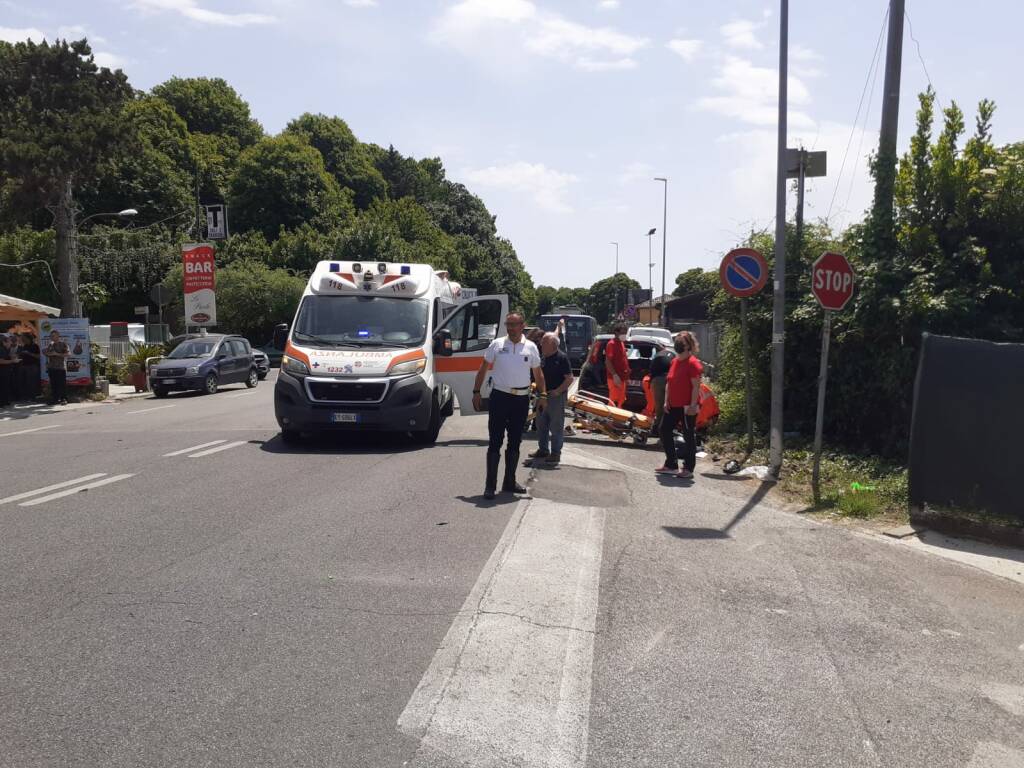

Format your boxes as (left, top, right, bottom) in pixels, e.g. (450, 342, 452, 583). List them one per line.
(567, 390, 654, 445)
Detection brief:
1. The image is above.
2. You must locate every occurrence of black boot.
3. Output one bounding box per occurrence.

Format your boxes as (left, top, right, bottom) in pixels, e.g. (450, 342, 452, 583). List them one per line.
(484, 451, 500, 499)
(502, 450, 527, 494)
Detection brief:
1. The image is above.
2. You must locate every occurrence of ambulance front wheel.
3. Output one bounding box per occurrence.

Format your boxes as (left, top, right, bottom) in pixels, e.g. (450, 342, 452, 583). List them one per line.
(412, 398, 442, 445)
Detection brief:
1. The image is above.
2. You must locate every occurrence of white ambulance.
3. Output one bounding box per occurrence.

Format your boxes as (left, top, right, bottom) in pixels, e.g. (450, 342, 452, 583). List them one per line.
(274, 260, 509, 444)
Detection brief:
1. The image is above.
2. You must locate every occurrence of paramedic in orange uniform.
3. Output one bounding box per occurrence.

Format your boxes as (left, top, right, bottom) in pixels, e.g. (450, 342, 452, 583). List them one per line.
(604, 323, 630, 408)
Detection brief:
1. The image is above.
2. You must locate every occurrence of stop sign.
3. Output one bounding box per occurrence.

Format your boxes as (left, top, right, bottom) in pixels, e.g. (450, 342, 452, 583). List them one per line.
(811, 251, 855, 311)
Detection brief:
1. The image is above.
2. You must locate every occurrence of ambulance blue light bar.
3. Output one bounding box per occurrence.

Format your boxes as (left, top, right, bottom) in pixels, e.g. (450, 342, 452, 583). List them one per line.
(329, 263, 339, 272)
(401, 265, 411, 275)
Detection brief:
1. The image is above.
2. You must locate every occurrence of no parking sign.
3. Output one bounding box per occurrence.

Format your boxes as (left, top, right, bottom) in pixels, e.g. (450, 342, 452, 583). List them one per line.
(719, 248, 769, 298)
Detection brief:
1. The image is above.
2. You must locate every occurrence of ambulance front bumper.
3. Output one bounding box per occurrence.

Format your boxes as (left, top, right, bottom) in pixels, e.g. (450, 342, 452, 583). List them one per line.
(274, 370, 434, 432)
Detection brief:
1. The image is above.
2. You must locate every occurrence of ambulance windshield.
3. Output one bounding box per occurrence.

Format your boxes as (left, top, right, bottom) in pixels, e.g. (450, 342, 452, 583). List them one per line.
(294, 296, 430, 347)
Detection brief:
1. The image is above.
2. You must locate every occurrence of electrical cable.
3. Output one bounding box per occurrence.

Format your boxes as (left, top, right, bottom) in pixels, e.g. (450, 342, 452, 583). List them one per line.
(0, 260, 59, 292)
(843, 27, 885, 215)
(905, 10, 941, 110)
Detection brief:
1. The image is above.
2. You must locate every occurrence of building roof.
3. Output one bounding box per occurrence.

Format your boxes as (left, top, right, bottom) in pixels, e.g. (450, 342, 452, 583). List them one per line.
(635, 293, 675, 308)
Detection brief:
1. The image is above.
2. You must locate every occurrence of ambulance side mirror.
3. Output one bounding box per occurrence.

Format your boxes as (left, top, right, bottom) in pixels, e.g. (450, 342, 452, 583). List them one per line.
(433, 329, 453, 357)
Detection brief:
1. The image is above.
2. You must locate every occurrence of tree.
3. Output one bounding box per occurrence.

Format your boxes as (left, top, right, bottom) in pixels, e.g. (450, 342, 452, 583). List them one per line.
(161, 259, 305, 341)
(535, 285, 557, 316)
(673, 267, 719, 297)
(0, 38, 133, 316)
(336, 197, 459, 275)
(227, 135, 355, 240)
(151, 77, 262, 148)
(284, 114, 387, 210)
(585, 273, 641, 325)
(78, 96, 195, 229)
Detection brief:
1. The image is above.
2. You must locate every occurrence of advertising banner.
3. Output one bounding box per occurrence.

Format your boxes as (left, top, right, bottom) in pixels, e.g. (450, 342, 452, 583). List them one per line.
(37, 317, 91, 386)
(183, 243, 217, 327)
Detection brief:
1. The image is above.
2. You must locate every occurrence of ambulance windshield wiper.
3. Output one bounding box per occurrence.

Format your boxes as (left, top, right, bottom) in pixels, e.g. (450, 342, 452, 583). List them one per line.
(292, 332, 361, 348)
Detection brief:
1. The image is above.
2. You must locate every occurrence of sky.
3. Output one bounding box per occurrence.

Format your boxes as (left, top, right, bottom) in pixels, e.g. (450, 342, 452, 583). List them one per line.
(3, 0, 1022, 292)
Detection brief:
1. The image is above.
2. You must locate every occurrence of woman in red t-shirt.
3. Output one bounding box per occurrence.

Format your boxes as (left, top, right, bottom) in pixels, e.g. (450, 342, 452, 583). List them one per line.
(604, 323, 630, 408)
(656, 331, 703, 478)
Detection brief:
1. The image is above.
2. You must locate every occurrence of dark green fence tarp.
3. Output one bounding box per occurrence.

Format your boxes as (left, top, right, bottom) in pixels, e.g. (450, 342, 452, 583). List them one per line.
(909, 333, 1024, 522)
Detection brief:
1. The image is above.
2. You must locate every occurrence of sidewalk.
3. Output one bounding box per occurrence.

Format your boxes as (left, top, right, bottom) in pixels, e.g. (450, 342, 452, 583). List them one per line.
(0, 384, 150, 422)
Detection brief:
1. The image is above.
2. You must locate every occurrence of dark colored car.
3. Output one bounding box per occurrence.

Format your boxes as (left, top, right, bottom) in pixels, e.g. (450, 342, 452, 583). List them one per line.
(252, 347, 270, 380)
(580, 334, 669, 413)
(149, 334, 258, 397)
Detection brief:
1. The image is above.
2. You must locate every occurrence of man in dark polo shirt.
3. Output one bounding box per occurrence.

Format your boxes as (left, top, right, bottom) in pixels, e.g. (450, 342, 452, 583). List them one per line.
(530, 332, 574, 465)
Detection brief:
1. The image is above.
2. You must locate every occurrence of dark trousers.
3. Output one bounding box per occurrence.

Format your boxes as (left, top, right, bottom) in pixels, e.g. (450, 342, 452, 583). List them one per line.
(487, 389, 530, 456)
(48, 368, 67, 403)
(660, 407, 697, 471)
(0, 366, 12, 406)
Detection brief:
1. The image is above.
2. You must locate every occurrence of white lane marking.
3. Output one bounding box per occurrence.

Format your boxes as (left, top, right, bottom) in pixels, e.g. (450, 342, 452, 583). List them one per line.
(0, 424, 62, 438)
(163, 440, 226, 457)
(400, 497, 605, 767)
(561, 445, 645, 475)
(0, 473, 107, 506)
(187, 440, 247, 458)
(982, 683, 1024, 718)
(226, 391, 256, 398)
(126, 405, 176, 415)
(19, 474, 135, 507)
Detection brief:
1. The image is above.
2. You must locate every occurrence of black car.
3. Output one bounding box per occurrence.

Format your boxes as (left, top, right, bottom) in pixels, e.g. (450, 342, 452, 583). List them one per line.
(149, 334, 259, 396)
(251, 347, 270, 380)
(580, 335, 669, 413)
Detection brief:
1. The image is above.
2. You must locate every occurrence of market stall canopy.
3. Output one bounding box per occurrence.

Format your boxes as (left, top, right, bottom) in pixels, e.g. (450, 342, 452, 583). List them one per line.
(0, 293, 61, 322)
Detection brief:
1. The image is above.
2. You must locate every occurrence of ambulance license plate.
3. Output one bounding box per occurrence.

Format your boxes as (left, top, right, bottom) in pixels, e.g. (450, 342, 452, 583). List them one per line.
(331, 412, 359, 423)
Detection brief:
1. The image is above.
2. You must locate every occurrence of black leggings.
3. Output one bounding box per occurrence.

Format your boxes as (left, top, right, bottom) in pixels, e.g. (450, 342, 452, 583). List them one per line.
(48, 369, 67, 403)
(660, 407, 697, 471)
(487, 389, 529, 456)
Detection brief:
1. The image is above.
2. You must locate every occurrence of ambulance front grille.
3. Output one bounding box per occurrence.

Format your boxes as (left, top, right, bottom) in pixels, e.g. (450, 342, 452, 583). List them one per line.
(306, 379, 388, 403)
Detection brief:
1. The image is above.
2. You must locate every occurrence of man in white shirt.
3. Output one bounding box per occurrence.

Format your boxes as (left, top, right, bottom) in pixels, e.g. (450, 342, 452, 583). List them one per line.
(472, 311, 547, 500)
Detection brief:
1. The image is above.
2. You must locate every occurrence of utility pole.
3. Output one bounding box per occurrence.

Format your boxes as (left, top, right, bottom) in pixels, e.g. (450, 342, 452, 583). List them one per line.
(654, 177, 668, 327)
(768, 0, 789, 479)
(871, 0, 906, 233)
(646, 228, 656, 319)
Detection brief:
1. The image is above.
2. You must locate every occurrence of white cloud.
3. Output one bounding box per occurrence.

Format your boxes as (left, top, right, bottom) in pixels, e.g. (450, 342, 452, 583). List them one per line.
(617, 161, 653, 185)
(93, 50, 128, 69)
(128, 0, 276, 27)
(666, 38, 702, 62)
(791, 44, 824, 78)
(720, 19, 763, 50)
(432, 0, 648, 72)
(343, 0, 378, 6)
(462, 161, 578, 213)
(57, 24, 109, 45)
(596, 0, 620, 9)
(0, 26, 46, 42)
(696, 56, 813, 128)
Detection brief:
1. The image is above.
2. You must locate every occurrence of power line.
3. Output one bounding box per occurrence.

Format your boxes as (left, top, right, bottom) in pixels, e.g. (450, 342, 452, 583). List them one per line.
(843, 28, 885, 215)
(826, 5, 889, 225)
(905, 10, 941, 110)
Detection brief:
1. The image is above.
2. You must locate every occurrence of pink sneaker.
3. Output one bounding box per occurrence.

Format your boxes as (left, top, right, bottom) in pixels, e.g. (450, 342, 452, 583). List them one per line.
(655, 466, 677, 475)
(676, 469, 693, 479)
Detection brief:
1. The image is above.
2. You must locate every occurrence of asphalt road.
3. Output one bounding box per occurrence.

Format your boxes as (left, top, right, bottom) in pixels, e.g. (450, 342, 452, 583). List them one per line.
(1, 372, 1022, 767)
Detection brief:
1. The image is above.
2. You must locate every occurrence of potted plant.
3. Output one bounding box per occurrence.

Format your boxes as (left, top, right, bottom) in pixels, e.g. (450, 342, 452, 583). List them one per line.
(124, 344, 165, 392)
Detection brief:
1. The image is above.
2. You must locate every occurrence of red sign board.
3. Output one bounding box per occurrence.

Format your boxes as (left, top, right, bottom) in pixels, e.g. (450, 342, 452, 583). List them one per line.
(182, 243, 217, 326)
(811, 251, 855, 311)
(719, 248, 769, 298)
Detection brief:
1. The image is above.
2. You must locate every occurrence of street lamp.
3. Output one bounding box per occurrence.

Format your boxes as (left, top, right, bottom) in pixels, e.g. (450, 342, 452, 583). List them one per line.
(610, 241, 620, 318)
(646, 227, 656, 322)
(78, 208, 138, 227)
(654, 177, 667, 327)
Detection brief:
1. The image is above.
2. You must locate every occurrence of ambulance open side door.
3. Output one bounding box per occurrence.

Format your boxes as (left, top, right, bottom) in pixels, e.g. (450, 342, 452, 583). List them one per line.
(432, 294, 509, 414)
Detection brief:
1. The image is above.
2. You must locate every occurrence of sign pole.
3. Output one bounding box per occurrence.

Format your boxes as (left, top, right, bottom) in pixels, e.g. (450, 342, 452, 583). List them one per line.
(741, 297, 753, 455)
(811, 309, 832, 504)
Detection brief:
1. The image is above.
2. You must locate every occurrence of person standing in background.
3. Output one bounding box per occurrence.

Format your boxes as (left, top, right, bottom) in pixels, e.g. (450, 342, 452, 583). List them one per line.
(530, 332, 574, 465)
(19, 332, 41, 401)
(44, 329, 70, 405)
(647, 340, 675, 438)
(604, 323, 630, 408)
(656, 331, 703, 479)
(0, 334, 19, 407)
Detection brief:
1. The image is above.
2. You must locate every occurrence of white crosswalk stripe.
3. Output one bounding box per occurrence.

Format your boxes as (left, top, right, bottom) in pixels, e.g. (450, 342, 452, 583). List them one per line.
(126, 404, 176, 415)
(187, 440, 248, 458)
(226, 391, 256, 398)
(163, 440, 226, 457)
(0, 474, 107, 506)
(17, 474, 135, 507)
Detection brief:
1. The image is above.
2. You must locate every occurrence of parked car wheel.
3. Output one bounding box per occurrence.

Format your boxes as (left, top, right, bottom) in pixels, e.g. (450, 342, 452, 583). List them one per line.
(203, 373, 218, 395)
(152, 386, 169, 399)
(246, 368, 258, 388)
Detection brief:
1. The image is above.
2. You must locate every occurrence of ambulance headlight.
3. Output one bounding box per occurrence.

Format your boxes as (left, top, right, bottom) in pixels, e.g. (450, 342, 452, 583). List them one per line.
(281, 355, 310, 376)
(388, 358, 426, 377)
